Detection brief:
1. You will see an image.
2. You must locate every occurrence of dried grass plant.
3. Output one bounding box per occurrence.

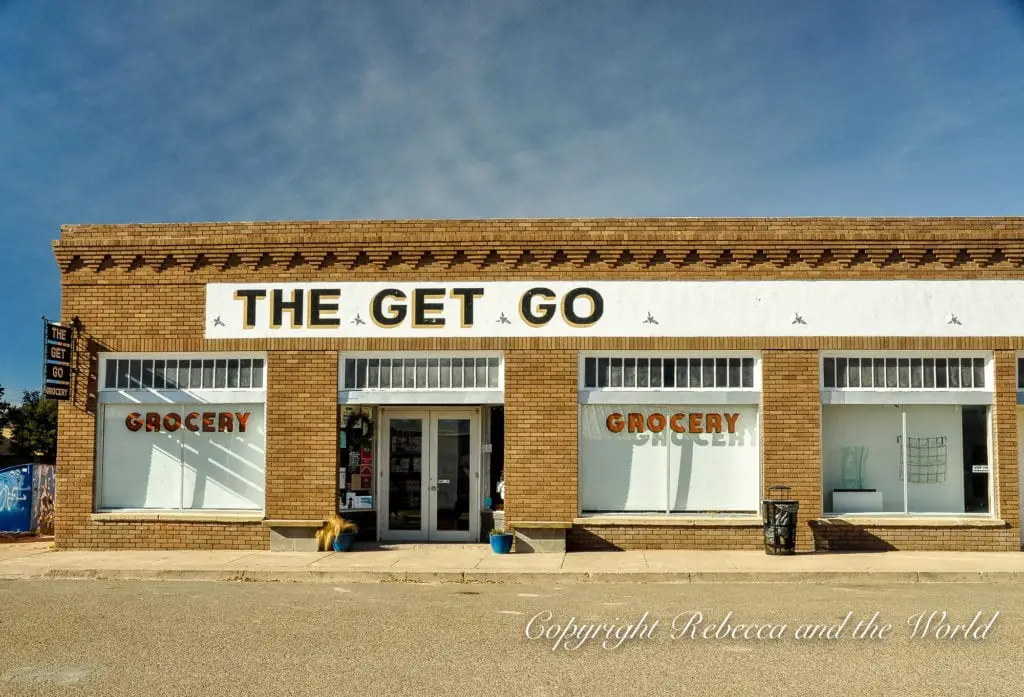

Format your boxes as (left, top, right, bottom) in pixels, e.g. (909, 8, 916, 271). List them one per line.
(315, 513, 359, 551)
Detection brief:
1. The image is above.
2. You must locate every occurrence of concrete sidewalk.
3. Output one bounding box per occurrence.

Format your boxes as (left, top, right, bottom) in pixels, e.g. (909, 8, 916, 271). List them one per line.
(6, 541, 1024, 584)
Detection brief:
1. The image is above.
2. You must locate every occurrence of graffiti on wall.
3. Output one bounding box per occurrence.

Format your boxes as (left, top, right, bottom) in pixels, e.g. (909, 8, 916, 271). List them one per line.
(32, 464, 55, 534)
(0, 464, 54, 534)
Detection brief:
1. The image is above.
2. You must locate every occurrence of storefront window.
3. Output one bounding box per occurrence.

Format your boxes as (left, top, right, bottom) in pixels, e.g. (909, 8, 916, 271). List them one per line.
(821, 353, 992, 516)
(103, 357, 265, 391)
(582, 356, 755, 390)
(98, 402, 266, 511)
(822, 405, 990, 515)
(578, 353, 762, 515)
(579, 404, 760, 513)
(97, 353, 267, 512)
(340, 355, 503, 391)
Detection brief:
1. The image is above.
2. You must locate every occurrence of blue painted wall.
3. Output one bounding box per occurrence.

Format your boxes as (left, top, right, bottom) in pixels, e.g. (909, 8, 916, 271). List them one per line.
(0, 464, 34, 533)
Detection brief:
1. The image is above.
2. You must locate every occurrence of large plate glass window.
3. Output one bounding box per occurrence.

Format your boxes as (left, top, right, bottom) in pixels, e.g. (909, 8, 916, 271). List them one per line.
(579, 353, 761, 515)
(96, 353, 267, 512)
(821, 353, 992, 516)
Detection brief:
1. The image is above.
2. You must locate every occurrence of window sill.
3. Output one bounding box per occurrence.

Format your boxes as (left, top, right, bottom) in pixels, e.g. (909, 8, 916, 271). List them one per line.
(262, 518, 327, 528)
(574, 515, 761, 527)
(814, 516, 1005, 528)
(91, 511, 265, 524)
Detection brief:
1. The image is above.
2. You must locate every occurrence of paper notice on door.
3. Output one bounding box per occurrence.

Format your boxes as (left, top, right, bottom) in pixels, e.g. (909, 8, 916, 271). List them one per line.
(339, 471, 347, 488)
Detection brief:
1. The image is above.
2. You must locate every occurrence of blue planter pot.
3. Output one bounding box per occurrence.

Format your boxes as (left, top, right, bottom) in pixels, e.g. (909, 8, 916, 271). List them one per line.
(332, 532, 356, 552)
(490, 533, 513, 554)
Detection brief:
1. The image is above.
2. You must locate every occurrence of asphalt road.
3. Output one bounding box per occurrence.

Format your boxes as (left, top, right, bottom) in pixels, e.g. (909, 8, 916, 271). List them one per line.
(1, 580, 1022, 696)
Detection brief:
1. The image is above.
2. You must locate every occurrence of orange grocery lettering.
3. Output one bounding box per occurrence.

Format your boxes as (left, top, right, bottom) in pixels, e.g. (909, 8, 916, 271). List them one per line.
(606, 413, 625, 433)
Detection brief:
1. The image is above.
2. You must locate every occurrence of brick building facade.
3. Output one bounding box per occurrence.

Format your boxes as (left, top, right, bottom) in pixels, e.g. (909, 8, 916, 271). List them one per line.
(51, 217, 1024, 552)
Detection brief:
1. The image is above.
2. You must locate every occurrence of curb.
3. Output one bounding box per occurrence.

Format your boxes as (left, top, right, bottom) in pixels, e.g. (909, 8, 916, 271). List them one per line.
(2, 568, 1024, 584)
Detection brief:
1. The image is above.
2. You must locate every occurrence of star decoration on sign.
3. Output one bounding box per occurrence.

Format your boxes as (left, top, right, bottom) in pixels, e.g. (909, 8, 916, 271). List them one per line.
(792, 313, 806, 325)
(643, 312, 658, 325)
(947, 313, 961, 325)
(352, 314, 366, 325)
(497, 313, 511, 324)
(212, 316, 225, 327)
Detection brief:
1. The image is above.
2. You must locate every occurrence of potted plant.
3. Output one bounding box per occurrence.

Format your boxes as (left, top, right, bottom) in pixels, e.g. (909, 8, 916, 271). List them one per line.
(317, 513, 359, 552)
(332, 515, 359, 552)
(489, 527, 514, 554)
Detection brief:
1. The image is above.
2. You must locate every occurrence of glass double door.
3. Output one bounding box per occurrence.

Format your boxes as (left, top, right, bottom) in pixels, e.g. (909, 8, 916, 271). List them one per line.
(380, 409, 479, 541)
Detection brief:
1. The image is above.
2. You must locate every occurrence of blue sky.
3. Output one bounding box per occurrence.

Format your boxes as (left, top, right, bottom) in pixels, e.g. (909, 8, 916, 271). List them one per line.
(2, 1, 1023, 398)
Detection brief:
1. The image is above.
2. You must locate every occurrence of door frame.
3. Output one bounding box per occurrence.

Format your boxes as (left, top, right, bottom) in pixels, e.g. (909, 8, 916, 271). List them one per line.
(378, 407, 482, 542)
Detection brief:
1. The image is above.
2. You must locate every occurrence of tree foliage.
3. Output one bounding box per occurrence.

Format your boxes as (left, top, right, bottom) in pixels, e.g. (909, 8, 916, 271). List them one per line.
(5, 389, 59, 462)
(0, 384, 11, 430)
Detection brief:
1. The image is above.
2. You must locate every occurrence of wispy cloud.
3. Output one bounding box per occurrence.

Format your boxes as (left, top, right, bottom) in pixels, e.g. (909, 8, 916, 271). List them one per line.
(1, 1, 1024, 392)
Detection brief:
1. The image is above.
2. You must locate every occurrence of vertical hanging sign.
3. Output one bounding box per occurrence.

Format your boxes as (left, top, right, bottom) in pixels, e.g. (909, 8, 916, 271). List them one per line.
(42, 318, 73, 400)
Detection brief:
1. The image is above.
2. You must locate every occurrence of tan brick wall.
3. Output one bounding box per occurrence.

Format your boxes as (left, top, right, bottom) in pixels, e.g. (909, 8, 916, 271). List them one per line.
(265, 351, 338, 519)
(569, 525, 762, 550)
(810, 524, 1015, 551)
(993, 350, 1019, 535)
(503, 349, 578, 525)
(762, 350, 822, 552)
(51, 217, 1024, 551)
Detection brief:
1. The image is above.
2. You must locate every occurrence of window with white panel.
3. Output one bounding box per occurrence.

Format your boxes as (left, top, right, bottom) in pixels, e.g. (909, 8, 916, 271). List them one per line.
(820, 353, 993, 517)
(578, 353, 762, 516)
(95, 352, 266, 513)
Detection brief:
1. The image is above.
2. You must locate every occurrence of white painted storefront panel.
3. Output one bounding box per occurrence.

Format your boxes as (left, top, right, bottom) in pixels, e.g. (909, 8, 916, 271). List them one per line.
(579, 404, 760, 513)
(207, 280, 1024, 338)
(98, 403, 267, 511)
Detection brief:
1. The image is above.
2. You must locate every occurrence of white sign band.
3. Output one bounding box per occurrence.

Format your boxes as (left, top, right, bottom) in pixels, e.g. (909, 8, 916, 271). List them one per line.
(204, 280, 1024, 339)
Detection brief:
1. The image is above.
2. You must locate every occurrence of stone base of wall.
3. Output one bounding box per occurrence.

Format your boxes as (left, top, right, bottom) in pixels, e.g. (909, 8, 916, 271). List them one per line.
(55, 521, 269, 550)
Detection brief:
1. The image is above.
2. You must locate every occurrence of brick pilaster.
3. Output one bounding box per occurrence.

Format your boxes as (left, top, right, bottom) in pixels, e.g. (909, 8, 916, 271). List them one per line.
(503, 348, 578, 525)
(761, 350, 822, 551)
(264, 351, 338, 519)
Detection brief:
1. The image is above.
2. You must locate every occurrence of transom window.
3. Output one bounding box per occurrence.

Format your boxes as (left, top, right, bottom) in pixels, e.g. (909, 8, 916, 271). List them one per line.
(822, 356, 987, 390)
(342, 356, 502, 390)
(102, 356, 265, 391)
(582, 356, 756, 390)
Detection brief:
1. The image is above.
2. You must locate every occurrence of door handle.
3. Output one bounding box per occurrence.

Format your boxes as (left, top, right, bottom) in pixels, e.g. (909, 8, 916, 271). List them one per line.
(430, 485, 438, 491)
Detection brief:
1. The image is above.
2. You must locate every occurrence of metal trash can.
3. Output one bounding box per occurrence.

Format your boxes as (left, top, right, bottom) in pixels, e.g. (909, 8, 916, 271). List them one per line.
(762, 485, 799, 555)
